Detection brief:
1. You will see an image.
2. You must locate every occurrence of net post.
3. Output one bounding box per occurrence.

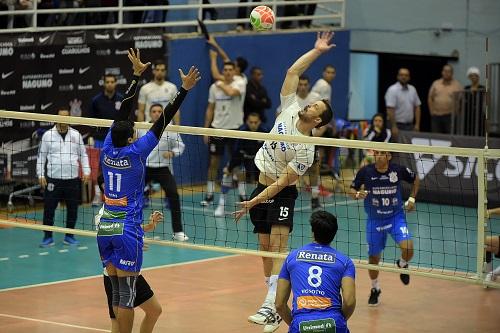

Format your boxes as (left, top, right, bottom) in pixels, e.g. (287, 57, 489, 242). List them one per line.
(476, 148, 486, 281)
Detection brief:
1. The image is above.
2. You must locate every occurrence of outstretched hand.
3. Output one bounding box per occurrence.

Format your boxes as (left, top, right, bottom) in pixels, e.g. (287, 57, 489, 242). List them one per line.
(314, 31, 335, 53)
(233, 200, 256, 222)
(179, 66, 202, 90)
(127, 48, 151, 76)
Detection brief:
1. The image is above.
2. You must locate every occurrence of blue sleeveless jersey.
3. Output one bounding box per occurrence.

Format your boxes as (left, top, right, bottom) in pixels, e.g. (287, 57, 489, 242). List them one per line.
(100, 130, 158, 226)
(351, 163, 415, 219)
(279, 243, 355, 323)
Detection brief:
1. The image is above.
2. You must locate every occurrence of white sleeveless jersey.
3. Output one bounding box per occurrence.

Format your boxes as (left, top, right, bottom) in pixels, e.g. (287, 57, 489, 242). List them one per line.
(254, 94, 315, 181)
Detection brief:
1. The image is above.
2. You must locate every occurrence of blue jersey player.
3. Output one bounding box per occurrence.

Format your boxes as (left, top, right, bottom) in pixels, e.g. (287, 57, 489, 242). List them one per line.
(96, 48, 201, 333)
(350, 150, 419, 306)
(276, 211, 356, 333)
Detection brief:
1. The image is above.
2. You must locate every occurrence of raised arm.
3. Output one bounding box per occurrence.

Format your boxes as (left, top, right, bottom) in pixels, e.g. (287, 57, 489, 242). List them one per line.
(116, 49, 151, 122)
(281, 32, 335, 96)
(149, 66, 201, 139)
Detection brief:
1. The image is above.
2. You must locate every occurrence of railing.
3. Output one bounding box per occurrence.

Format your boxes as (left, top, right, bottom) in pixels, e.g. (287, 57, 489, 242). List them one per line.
(0, 0, 345, 33)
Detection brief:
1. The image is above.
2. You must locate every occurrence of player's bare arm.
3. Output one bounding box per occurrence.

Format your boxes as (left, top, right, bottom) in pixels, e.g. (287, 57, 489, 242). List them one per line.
(209, 49, 225, 82)
(143, 211, 164, 232)
(281, 32, 335, 96)
(216, 81, 241, 97)
(405, 177, 420, 212)
(275, 278, 293, 325)
(234, 165, 299, 221)
(341, 276, 356, 320)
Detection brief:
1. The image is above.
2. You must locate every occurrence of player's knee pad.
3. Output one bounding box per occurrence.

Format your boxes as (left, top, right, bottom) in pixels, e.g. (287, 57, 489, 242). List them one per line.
(118, 276, 138, 309)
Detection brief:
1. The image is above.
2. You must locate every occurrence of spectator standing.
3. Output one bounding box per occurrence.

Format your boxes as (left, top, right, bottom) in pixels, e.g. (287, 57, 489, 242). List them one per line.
(385, 68, 422, 138)
(311, 64, 336, 102)
(244, 67, 271, 123)
(427, 64, 463, 134)
(138, 59, 180, 125)
(138, 104, 189, 242)
(201, 58, 246, 211)
(463, 66, 486, 136)
(37, 108, 91, 247)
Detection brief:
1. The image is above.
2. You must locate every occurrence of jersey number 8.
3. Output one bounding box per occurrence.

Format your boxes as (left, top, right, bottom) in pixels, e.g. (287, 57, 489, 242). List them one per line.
(307, 265, 323, 288)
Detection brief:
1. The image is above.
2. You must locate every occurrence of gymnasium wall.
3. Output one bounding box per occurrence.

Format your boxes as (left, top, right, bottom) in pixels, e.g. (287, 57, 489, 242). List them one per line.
(167, 31, 350, 185)
(345, 0, 500, 83)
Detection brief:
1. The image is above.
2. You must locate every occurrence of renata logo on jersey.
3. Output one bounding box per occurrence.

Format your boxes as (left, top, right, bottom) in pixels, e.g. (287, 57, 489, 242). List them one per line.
(297, 296, 332, 310)
(296, 250, 335, 263)
(103, 155, 132, 169)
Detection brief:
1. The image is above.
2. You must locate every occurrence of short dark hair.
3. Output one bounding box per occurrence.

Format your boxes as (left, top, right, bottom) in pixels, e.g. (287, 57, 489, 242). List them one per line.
(250, 66, 262, 74)
(299, 74, 310, 82)
(223, 61, 235, 68)
(235, 56, 248, 73)
(247, 112, 261, 120)
(443, 63, 453, 72)
(317, 99, 333, 128)
(57, 107, 69, 114)
(103, 73, 117, 81)
(149, 103, 163, 112)
(310, 211, 338, 245)
(324, 64, 336, 71)
(153, 59, 166, 68)
(111, 120, 134, 147)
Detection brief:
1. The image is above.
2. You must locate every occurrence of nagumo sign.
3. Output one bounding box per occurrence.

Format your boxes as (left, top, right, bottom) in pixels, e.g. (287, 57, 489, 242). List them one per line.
(397, 131, 500, 207)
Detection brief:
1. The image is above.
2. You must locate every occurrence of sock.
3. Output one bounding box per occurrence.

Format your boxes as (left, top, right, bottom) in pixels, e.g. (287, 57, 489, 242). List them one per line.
(398, 258, 408, 268)
(94, 184, 101, 194)
(218, 194, 225, 206)
(493, 266, 500, 276)
(311, 185, 320, 199)
(221, 174, 232, 194)
(238, 182, 246, 196)
(207, 181, 214, 196)
(371, 279, 380, 291)
(264, 275, 279, 306)
(486, 261, 493, 273)
(265, 276, 270, 286)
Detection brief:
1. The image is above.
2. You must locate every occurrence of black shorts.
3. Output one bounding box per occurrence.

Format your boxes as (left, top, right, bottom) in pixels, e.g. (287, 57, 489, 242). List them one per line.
(208, 136, 235, 156)
(249, 183, 298, 234)
(103, 274, 154, 319)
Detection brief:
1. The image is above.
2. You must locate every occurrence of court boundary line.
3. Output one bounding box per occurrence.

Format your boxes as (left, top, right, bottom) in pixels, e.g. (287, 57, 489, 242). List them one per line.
(0, 313, 110, 332)
(0, 255, 238, 293)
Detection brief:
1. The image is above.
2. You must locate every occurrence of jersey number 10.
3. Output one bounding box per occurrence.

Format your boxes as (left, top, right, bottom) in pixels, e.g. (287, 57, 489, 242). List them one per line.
(107, 171, 122, 192)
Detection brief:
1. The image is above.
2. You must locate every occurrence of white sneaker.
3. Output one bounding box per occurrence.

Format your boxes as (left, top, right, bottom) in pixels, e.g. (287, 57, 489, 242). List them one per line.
(172, 232, 189, 242)
(248, 305, 275, 325)
(214, 204, 225, 217)
(263, 313, 282, 333)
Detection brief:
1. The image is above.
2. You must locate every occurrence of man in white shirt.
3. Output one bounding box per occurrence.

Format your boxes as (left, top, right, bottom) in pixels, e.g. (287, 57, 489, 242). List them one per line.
(201, 60, 246, 211)
(276, 75, 327, 211)
(207, 36, 248, 85)
(137, 59, 181, 125)
(311, 64, 336, 101)
(138, 104, 189, 242)
(385, 68, 422, 137)
(37, 108, 91, 247)
(234, 31, 335, 333)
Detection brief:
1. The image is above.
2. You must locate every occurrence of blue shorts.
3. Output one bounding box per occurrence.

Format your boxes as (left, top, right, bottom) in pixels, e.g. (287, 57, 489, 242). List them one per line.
(97, 223, 144, 272)
(290, 313, 349, 333)
(366, 211, 411, 256)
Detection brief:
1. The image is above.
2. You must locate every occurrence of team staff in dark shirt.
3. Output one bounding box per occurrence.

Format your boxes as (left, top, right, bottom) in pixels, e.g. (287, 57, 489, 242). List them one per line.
(244, 67, 272, 123)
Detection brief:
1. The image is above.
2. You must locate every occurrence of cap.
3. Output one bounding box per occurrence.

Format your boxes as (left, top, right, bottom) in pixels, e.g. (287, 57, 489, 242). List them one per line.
(467, 67, 480, 77)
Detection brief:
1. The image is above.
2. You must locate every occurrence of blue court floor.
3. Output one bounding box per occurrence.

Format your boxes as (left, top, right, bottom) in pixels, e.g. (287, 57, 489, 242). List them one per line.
(1, 189, 499, 289)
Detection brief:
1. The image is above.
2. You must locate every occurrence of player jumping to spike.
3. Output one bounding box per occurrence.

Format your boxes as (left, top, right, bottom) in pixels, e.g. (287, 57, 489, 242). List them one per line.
(234, 32, 335, 333)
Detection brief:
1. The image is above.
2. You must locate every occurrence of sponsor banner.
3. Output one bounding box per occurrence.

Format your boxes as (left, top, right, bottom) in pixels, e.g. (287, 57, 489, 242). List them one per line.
(397, 131, 500, 207)
(0, 153, 7, 180)
(11, 147, 38, 182)
(0, 29, 165, 141)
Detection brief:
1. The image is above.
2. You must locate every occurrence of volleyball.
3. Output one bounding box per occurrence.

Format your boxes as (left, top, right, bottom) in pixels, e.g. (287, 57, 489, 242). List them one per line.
(250, 6, 275, 31)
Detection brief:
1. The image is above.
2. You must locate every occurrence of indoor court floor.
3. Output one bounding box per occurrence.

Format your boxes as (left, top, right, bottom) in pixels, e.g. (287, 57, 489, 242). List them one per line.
(1, 191, 499, 332)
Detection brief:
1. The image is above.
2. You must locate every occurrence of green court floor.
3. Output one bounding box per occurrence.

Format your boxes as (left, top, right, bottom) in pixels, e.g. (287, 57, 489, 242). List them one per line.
(1, 190, 499, 290)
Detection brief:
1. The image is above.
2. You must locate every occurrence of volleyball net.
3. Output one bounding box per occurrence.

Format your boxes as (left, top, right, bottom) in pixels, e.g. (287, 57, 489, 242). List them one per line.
(0, 110, 499, 288)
